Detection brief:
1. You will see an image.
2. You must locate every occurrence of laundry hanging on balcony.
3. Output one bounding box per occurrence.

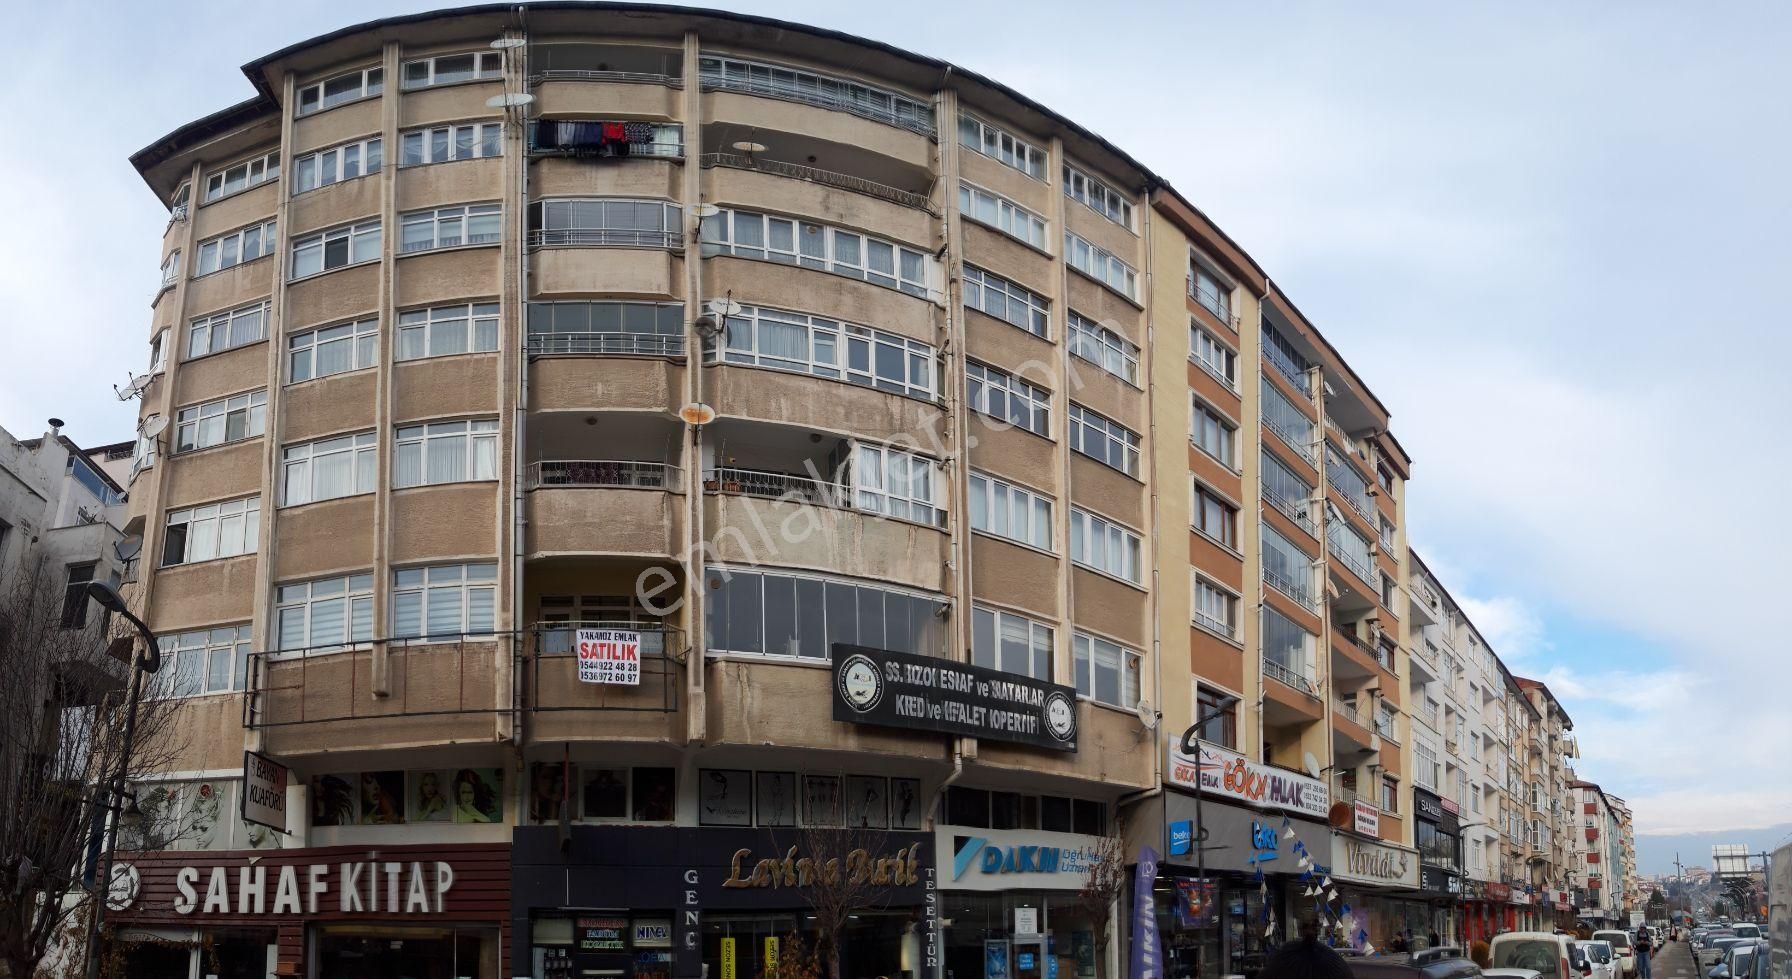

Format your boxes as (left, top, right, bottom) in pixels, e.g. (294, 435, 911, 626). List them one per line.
(533, 119, 661, 157)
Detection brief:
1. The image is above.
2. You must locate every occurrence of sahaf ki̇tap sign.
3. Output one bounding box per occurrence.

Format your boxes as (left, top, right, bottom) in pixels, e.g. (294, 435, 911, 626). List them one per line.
(576, 628, 641, 685)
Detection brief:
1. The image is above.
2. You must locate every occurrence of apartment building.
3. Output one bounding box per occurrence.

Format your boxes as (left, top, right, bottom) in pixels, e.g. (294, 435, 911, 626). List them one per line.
(1611, 796, 1639, 918)
(1572, 781, 1625, 925)
(1510, 677, 1578, 928)
(0, 418, 132, 608)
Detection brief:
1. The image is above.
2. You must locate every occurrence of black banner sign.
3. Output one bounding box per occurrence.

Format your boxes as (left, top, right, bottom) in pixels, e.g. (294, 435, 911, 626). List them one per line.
(831, 644, 1078, 752)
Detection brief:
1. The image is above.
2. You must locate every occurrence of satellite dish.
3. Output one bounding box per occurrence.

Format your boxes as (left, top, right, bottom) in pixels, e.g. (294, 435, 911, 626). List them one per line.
(115, 535, 144, 563)
(706, 298, 743, 317)
(114, 374, 151, 401)
(489, 37, 527, 48)
(1134, 700, 1158, 731)
(140, 414, 168, 438)
(678, 403, 716, 426)
(1303, 752, 1323, 780)
(692, 203, 721, 218)
(485, 92, 535, 108)
(730, 140, 767, 154)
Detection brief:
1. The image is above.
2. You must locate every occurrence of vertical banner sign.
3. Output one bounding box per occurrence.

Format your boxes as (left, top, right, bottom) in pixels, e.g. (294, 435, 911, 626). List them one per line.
(1129, 846, 1163, 979)
(764, 936, 780, 979)
(925, 862, 942, 979)
(720, 937, 737, 979)
(240, 750, 290, 834)
(576, 628, 641, 685)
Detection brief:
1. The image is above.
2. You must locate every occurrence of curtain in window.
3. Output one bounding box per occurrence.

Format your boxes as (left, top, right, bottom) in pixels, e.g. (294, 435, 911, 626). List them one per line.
(395, 442, 423, 487)
(426, 433, 466, 483)
(310, 597, 346, 647)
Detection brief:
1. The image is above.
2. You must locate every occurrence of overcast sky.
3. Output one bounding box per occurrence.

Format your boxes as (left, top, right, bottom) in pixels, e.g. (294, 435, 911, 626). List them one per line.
(4, 1, 1787, 869)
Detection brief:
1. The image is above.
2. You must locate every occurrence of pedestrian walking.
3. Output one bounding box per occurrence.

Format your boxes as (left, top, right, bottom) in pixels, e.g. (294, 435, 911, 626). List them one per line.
(1635, 926, 1654, 979)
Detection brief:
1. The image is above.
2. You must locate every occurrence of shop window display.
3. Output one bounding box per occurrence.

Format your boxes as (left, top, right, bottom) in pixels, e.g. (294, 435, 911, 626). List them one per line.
(315, 923, 499, 979)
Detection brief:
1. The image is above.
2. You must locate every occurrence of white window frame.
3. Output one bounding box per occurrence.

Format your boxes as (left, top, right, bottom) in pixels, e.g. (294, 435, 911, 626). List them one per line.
(275, 573, 374, 653)
(1069, 507, 1142, 585)
(1068, 403, 1140, 477)
(396, 302, 500, 361)
(968, 471, 1052, 552)
(158, 251, 181, 289)
(1261, 523, 1316, 609)
(1190, 397, 1237, 468)
(1190, 322, 1237, 389)
(958, 182, 1049, 249)
(393, 419, 499, 488)
(701, 208, 933, 298)
(1063, 163, 1134, 230)
(174, 390, 266, 452)
(1068, 312, 1139, 386)
(392, 562, 499, 639)
(698, 56, 935, 134)
(531, 197, 684, 248)
(1194, 577, 1239, 639)
(965, 362, 1050, 438)
(296, 66, 383, 116)
(1073, 632, 1141, 709)
(195, 220, 278, 276)
(852, 443, 941, 526)
(288, 318, 378, 382)
(958, 113, 1046, 179)
(401, 51, 502, 89)
(1416, 741, 1440, 790)
(154, 625, 253, 698)
(162, 497, 259, 567)
(963, 266, 1050, 338)
(1065, 231, 1138, 300)
(149, 329, 169, 374)
(1190, 261, 1233, 323)
(291, 136, 382, 195)
(400, 203, 502, 254)
(972, 606, 1054, 681)
(187, 301, 270, 360)
(203, 150, 281, 203)
(281, 431, 377, 506)
(290, 220, 381, 280)
(401, 121, 502, 166)
(714, 305, 935, 399)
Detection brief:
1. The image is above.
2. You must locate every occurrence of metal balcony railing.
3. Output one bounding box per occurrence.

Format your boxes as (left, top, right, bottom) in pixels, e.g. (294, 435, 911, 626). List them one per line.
(1327, 532, 1376, 586)
(1263, 565, 1317, 612)
(531, 139, 685, 159)
(1263, 656, 1318, 698)
(526, 331, 685, 357)
(1194, 608, 1234, 638)
(1263, 340, 1309, 392)
(526, 460, 681, 490)
(1333, 696, 1372, 728)
(243, 631, 518, 730)
(527, 228, 682, 249)
(526, 622, 684, 714)
(1264, 488, 1317, 536)
(698, 62, 937, 136)
(1264, 415, 1318, 467)
(700, 152, 934, 212)
(1186, 274, 1237, 327)
(529, 69, 683, 87)
(704, 467, 850, 508)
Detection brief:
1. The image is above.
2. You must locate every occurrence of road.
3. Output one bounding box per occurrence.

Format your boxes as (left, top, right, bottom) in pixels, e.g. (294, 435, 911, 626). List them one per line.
(1654, 937, 1698, 979)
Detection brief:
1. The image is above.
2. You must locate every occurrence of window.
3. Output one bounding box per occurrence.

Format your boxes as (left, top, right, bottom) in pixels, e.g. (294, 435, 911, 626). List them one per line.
(175, 390, 266, 452)
(971, 606, 1053, 680)
(1190, 398, 1236, 467)
(698, 56, 935, 135)
(1069, 508, 1142, 584)
(1065, 232, 1138, 300)
(1068, 404, 1140, 476)
(530, 198, 683, 248)
(401, 51, 502, 89)
(958, 183, 1048, 249)
(1189, 262, 1232, 323)
(393, 563, 498, 638)
(1194, 686, 1238, 748)
(963, 266, 1050, 337)
(1379, 516, 1397, 550)
(530, 119, 681, 157)
(1191, 323, 1237, 388)
(1326, 444, 1374, 518)
(162, 497, 259, 566)
(852, 443, 940, 525)
(1261, 606, 1317, 693)
(204, 150, 280, 203)
(714, 305, 935, 399)
(275, 573, 374, 651)
(1068, 312, 1139, 385)
(394, 419, 499, 487)
(1261, 448, 1315, 533)
(159, 251, 181, 289)
(1063, 163, 1133, 229)
(1073, 632, 1140, 708)
(1192, 482, 1237, 548)
(290, 220, 381, 279)
(1262, 321, 1311, 389)
(703, 566, 946, 659)
(948, 789, 1106, 834)
(1327, 519, 1375, 584)
(289, 318, 377, 381)
(1194, 578, 1238, 638)
(195, 220, 278, 276)
(292, 136, 382, 195)
(965, 362, 1050, 437)
(296, 66, 383, 115)
(155, 625, 252, 697)
(1380, 572, 1398, 608)
(401, 121, 503, 166)
(700, 208, 932, 297)
(1262, 377, 1316, 464)
(60, 564, 95, 629)
(1456, 768, 1470, 803)
(527, 301, 684, 356)
(968, 472, 1052, 551)
(1381, 776, 1400, 813)
(1416, 742, 1440, 790)
(396, 303, 499, 361)
(187, 301, 269, 359)
(1377, 464, 1396, 494)
(958, 114, 1046, 179)
(282, 432, 376, 505)
(400, 203, 502, 253)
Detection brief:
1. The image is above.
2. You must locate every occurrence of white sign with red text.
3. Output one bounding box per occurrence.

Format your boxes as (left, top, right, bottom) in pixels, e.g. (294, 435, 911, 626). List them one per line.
(1167, 740, 1330, 818)
(576, 629, 641, 685)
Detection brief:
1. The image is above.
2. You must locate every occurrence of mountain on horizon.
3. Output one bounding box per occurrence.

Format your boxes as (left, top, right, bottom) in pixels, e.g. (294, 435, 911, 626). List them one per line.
(1638, 823, 1792, 877)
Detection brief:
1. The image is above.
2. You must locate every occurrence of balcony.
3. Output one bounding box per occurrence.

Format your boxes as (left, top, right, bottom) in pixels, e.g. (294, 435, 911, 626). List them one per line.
(529, 460, 680, 490)
(1326, 525, 1376, 587)
(1264, 563, 1318, 613)
(523, 622, 685, 727)
(1264, 414, 1318, 468)
(528, 228, 681, 250)
(705, 465, 845, 508)
(1187, 274, 1239, 329)
(1263, 335, 1309, 393)
(1263, 655, 1319, 698)
(701, 152, 933, 212)
(698, 56, 937, 136)
(1264, 487, 1318, 537)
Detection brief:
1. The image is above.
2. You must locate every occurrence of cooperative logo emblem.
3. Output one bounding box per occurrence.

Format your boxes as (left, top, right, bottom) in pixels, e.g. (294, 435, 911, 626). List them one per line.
(1044, 690, 1077, 743)
(837, 654, 883, 713)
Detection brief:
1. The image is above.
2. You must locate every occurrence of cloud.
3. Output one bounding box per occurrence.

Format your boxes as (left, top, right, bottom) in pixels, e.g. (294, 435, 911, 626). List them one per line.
(1458, 595, 1549, 663)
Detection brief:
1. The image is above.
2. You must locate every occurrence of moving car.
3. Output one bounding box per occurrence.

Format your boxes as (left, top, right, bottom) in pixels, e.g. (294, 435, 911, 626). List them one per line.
(1593, 930, 1637, 977)
(1575, 940, 1617, 979)
(1490, 932, 1595, 979)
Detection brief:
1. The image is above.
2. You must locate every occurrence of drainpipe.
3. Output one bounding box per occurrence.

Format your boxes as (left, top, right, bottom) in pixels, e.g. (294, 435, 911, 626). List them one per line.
(509, 5, 532, 753)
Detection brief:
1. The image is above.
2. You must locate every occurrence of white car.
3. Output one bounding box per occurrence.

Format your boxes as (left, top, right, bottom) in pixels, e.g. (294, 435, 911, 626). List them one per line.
(1594, 930, 1637, 977)
(1576, 940, 1617, 979)
(1491, 932, 1595, 979)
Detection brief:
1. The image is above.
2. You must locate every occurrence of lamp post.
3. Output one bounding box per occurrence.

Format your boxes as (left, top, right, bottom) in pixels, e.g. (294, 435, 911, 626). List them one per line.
(80, 581, 160, 979)
(1178, 703, 1239, 970)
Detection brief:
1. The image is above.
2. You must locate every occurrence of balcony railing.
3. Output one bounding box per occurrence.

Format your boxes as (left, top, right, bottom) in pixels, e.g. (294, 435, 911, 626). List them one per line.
(1264, 415, 1318, 467)
(1263, 340, 1309, 393)
(705, 467, 848, 508)
(527, 228, 682, 249)
(244, 631, 517, 730)
(698, 61, 937, 136)
(1263, 565, 1317, 612)
(1263, 656, 1318, 698)
(527, 331, 685, 357)
(1327, 531, 1376, 586)
(400, 232, 503, 255)
(527, 460, 681, 490)
(526, 621, 684, 714)
(1187, 275, 1237, 326)
(1264, 488, 1317, 536)
(700, 152, 934, 212)
(529, 69, 683, 87)
(1194, 608, 1234, 639)
(1333, 696, 1372, 728)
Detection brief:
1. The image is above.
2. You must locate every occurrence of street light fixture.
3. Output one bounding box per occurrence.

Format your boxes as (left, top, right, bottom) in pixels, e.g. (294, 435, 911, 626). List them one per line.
(80, 581, 159, 979)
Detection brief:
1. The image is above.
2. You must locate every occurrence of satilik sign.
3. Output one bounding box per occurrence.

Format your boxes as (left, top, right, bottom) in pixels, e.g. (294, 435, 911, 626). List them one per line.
(576, 628, 641, 685)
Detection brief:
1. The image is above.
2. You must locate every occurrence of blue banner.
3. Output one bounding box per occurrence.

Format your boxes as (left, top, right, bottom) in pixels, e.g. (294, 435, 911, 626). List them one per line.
(1129, 846, 1163, 979)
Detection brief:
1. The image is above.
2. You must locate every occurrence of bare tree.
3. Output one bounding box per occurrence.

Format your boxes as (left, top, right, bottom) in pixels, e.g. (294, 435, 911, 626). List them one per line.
(786, 822, 913, 979)
(0, 558, 188, 979)
(1075, 820, 1129, 979)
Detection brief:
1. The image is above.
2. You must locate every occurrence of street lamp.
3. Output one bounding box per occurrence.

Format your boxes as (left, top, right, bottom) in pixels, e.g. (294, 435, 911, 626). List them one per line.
(81, 581, 159, 979)
(1178, 703, 1238, 959)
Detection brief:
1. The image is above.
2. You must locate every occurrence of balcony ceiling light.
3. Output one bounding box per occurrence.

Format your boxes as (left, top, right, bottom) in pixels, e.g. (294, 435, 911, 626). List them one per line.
(731, 140, 767, 153)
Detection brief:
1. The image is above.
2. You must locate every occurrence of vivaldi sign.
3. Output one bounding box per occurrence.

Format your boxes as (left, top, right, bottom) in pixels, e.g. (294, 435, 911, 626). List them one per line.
(1166, 740, 1330, 818)
(1331, 836, 1418, 888)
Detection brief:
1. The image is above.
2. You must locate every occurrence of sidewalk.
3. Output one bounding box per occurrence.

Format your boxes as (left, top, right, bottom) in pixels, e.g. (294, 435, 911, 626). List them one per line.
(1652, 938, 1697, 979)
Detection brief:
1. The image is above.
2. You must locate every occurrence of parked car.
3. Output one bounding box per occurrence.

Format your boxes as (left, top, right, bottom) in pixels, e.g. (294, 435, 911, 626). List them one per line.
(1482, 970, 1546, 979)
(1703, 938, 1753, 969)
(1413, 948, 1468, 966)
(1594, 930, 1637, 977)
(1575, 940, 1617, 979)
(1709, 939, 1763, 979)
(1490, 932, 1595, 979)
(1347, 952, 1483, 979)
(1731, 924, 1762, 942)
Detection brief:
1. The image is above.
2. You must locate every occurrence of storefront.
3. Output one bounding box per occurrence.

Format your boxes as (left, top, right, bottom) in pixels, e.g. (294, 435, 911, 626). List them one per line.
(1462, 880, 1514, 945)
(937, 825, 1111, 979)
(1329, 832, 1422, 951)
(512, 825, 933, 979)
(106, 843, 511, 979)
(1412, 789, 1462, 944)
